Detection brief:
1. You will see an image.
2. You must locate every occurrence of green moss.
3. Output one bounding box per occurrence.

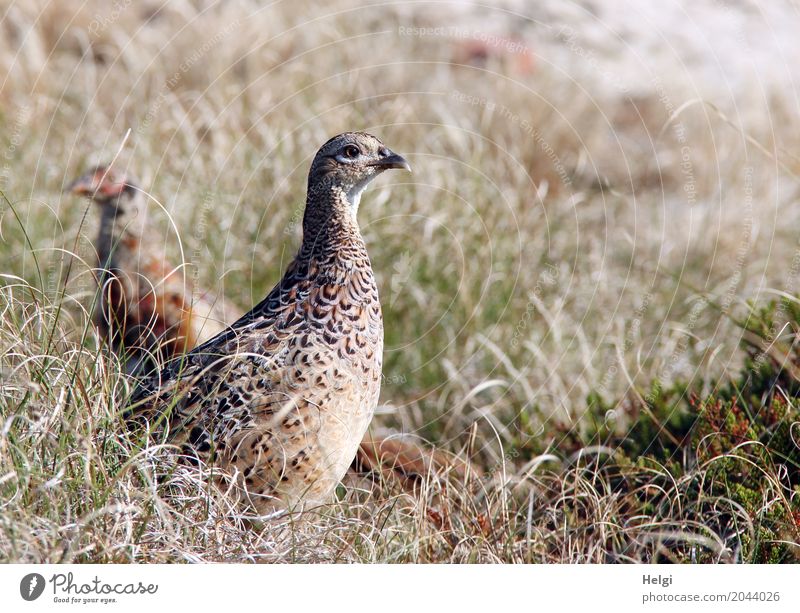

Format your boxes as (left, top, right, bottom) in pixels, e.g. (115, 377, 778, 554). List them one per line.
(568, 295, 800, 562)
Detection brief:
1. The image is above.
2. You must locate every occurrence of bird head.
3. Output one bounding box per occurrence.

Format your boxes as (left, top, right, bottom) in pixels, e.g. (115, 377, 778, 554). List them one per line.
(307, 132, 411, 210)
(66, 165, 137, 208)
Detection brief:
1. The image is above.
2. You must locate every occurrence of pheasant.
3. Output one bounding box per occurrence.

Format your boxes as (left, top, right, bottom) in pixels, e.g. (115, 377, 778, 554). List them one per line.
(129, 133, 411, 514)
(354, 436, 477, 494)
(68, 165, 239, 374)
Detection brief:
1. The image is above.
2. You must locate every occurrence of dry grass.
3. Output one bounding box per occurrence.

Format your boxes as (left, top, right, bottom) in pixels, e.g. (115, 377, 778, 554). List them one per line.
(1, 0, 799, 562)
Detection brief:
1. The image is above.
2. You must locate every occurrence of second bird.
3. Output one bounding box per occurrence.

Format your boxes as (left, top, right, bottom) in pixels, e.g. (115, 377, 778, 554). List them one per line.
(68, 165, 239, 374)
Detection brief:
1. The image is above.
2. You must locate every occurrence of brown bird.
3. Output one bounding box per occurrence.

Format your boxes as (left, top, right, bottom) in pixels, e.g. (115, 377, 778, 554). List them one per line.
(130, 133, 411, 514)
(354, 436, 477, 494)
(68, 165, 239, 374)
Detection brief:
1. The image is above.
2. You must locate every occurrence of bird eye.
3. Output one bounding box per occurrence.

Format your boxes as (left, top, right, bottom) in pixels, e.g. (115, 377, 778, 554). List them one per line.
(343, 145, 360, 159)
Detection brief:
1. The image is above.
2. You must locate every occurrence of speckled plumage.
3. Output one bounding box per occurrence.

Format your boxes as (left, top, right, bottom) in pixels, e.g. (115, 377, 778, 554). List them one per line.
(129, 133, 410, 513)
(68, 165, 238, 374)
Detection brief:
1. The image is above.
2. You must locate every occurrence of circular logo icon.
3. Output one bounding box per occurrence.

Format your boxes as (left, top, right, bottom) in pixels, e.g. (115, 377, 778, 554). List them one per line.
(20, 573, 45, 601)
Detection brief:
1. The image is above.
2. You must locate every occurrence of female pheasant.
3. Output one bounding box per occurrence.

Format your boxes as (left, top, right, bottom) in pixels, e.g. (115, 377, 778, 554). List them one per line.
(130, 133, 411, 513)
(68, 165, 239, 374)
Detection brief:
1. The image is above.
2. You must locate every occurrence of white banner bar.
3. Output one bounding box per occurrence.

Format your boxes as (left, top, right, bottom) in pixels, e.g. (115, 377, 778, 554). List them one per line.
(1, 564, 798, 613)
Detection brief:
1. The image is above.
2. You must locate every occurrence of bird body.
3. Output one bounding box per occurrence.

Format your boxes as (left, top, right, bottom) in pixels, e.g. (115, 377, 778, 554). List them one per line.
(130, 133, 410, 513)
(355, 436, 478, 494)
(68, 166, 237, 373)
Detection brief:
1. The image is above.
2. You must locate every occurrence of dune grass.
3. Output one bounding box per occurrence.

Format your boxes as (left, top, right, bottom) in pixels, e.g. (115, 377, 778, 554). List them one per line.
(1, 0, 799, 562)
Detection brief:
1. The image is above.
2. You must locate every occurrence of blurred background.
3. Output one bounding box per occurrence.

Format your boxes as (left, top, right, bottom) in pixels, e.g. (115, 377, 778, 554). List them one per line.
(2, 0, 799, 467)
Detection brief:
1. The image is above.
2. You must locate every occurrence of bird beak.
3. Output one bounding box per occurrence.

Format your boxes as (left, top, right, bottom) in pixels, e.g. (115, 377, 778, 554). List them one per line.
(370, 151, 412, 172)
(64, 176, 89, 195)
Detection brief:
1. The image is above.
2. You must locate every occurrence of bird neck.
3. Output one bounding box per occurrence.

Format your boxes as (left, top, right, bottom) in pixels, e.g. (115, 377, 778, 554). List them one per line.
(96, 193, 147, 270)
(300, 184, 367, 267)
